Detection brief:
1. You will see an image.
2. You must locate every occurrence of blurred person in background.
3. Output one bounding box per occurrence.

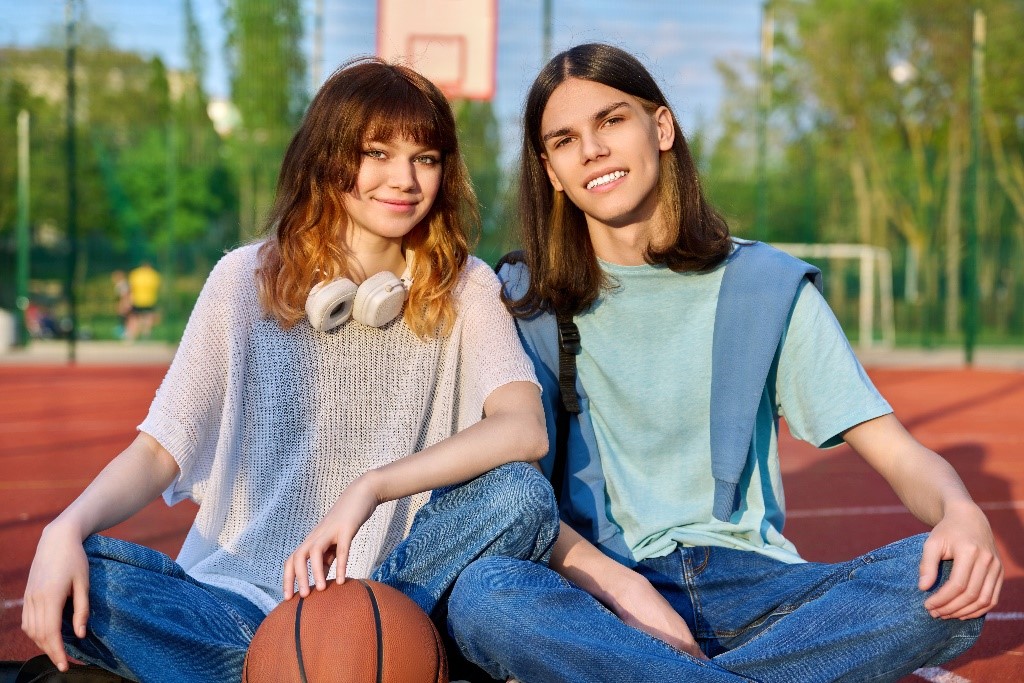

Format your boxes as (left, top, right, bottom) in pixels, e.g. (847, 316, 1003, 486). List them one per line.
(447, 43, 1002, 682)
(125, 260, 162, 341)
(21, 57, 556, 683)
(110, 270, 132, 340)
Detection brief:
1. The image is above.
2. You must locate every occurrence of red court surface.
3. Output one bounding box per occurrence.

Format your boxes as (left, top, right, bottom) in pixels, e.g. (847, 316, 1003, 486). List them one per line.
(1, 363, 1022, 681)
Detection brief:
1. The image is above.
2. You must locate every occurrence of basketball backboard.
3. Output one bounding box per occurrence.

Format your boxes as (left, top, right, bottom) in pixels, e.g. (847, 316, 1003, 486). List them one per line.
(377, 0, 497, 100)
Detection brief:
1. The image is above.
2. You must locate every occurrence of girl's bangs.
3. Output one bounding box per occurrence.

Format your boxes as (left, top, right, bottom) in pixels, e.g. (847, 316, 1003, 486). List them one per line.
(361, 86, 447, 150)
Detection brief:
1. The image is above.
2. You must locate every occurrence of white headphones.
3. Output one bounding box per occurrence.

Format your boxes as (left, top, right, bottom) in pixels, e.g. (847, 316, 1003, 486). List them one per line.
(305, 254, 413, 332)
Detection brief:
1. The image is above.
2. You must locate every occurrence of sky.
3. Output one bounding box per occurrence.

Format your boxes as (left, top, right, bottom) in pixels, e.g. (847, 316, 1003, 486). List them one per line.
(0, 0, 765, 163)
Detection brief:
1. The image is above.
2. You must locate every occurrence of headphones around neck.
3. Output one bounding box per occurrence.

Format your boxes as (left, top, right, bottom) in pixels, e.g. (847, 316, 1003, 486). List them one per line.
(305, 255, 413, 332)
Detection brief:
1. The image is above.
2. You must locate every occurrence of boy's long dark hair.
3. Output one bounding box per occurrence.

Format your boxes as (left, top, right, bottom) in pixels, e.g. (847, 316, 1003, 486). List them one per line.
(507, 43, 732, 317)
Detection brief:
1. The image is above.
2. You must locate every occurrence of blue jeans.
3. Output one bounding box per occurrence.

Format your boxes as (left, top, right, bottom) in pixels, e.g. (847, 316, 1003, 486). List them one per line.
(448, 534, 984, 682)
(62, 462, 558, 683)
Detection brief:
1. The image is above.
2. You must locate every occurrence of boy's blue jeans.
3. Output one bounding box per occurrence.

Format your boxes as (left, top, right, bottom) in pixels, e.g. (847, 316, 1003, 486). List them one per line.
(60, 462, 558, 683)
(449, 534, 984, 682)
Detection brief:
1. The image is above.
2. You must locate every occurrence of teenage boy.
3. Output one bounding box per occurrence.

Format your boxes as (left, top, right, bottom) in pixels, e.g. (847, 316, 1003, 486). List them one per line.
(445, 43, 1001, 683)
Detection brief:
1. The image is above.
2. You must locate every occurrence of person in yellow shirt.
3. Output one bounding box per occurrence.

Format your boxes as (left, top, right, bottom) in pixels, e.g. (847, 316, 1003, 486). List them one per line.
(126, 261, 161, 340)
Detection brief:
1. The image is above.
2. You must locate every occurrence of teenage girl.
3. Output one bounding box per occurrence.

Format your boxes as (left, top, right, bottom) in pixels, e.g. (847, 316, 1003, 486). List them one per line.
(22, 57, 557, 683)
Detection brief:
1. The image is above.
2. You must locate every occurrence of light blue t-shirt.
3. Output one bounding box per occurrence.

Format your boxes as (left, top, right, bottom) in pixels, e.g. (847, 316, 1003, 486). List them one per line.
(574, 259, 892, 564)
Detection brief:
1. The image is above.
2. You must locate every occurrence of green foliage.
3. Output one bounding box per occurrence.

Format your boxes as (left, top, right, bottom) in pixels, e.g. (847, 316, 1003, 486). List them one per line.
(452, 99, 510, 264)
(0, 6, 237, 338)
(704, 0, 1024, 343)
(223, 0, 307, 239)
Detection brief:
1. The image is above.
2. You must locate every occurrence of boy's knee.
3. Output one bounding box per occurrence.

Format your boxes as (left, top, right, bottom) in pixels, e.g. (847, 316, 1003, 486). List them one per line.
(449, 557, 527, 641)
(857, 534, 929, 586)
(922, 615, 985, 668)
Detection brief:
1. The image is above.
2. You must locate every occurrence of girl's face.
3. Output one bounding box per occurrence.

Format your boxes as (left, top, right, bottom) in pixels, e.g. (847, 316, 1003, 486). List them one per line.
(538, 78, 674, 232)
(343, 136, 443, 245)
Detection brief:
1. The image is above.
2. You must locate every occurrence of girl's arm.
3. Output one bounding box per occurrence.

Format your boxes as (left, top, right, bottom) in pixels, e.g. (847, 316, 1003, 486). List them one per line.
(843, 413, 1003, 620)
(22, 432, 180, 672)
(283, 380, 547, 597)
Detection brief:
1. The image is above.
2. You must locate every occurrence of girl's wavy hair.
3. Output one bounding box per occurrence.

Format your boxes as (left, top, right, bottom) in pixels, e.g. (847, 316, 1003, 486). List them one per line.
(508, 43, 732, 317)
(256, 57, 477, 338)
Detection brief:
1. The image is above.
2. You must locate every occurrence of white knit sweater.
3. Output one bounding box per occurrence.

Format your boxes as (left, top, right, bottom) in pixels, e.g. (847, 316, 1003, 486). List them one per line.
(138, 244, 539, 614)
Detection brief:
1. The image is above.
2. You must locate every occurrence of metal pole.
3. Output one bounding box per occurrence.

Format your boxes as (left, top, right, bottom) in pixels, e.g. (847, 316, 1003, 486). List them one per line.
(754, 1, 774, 240)
(964, 8, 985, 365)
(65, 0, 79, 363)
(164, 117, 177, 339)
(542, 0, 553, 62)
(16, 110, 30, 347)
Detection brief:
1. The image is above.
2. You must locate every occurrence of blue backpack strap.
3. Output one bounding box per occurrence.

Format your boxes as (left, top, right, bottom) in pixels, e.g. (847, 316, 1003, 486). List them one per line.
(710, 240, 822, 521)
(497, 257, 635, 566)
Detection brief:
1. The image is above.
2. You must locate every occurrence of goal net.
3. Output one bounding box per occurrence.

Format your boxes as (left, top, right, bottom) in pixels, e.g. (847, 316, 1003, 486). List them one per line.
(773, 243, 895, 350)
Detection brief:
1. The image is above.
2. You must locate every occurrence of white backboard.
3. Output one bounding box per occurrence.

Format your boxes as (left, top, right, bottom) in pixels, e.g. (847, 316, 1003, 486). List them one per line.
(377, 0, 497, 100)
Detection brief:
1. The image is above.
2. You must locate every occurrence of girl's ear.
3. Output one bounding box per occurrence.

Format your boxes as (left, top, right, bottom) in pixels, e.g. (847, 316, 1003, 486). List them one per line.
(541, 154, 565, 192)
(653, 106, 675, 152)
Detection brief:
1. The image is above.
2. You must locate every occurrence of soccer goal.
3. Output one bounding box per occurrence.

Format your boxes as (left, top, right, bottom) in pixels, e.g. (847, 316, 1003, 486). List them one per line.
(774, 243, 895, 350)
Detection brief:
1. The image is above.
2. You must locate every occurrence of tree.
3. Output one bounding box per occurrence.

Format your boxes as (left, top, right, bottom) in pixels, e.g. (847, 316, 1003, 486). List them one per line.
(223, 0, 307, 240)
(708, 0, 1024, 343)
(452, 99, 505, 263)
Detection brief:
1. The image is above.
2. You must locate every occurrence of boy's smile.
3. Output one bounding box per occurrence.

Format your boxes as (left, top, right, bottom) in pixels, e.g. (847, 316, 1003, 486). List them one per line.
(539, 78, 674, 238)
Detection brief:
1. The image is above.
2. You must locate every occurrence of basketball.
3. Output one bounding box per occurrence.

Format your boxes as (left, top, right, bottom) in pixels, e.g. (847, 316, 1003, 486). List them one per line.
(243, 579, 448, 683)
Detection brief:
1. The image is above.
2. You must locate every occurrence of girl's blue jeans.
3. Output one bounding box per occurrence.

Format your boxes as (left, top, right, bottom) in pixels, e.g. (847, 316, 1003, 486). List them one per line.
(448, 534, 984, 682)
(60, 461, 559, 683)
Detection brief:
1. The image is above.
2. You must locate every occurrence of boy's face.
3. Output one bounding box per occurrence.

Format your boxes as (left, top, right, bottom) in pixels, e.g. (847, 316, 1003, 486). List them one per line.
(539, 78, 674, 232)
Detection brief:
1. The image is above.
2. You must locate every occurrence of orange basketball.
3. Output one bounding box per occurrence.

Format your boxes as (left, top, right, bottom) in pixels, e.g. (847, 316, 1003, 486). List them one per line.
(243, 579, 448, 683)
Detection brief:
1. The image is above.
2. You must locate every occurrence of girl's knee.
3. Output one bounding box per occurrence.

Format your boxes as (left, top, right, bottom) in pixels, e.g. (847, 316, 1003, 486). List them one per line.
(473, 463, 558, 532)
(484, 462, 554, 505)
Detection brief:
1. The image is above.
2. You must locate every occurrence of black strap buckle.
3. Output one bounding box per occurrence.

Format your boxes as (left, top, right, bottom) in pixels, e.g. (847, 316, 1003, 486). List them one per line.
(557, 321, 581, 354)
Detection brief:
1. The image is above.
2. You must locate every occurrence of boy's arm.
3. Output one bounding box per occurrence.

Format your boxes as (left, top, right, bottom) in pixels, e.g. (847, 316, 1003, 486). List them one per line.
(549, 521, 707, 660)
(843, 413, 1003, 620)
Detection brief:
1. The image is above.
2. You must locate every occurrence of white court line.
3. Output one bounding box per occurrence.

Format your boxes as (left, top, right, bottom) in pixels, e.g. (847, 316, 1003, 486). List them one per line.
(914, 667, 970, 683)
(987, 611, 1024, 620)
(788, 500, 1024, 519)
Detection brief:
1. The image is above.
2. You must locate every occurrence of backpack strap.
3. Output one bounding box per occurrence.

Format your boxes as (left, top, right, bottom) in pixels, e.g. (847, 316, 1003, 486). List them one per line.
(493, 253, 579, 502)
(555, 309, 581, 414)
(495, 253, 634, 565)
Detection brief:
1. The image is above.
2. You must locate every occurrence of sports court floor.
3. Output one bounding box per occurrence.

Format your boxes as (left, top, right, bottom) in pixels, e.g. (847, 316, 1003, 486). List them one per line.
(1, 355, 1021, 681)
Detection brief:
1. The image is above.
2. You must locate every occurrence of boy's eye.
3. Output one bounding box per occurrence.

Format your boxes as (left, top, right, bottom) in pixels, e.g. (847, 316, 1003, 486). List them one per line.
(603, 116, 624, 127)
(552, 136, 573, 149)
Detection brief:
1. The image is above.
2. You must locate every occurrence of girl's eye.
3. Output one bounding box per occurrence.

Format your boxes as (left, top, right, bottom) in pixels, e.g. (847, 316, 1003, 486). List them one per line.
(363, 149, 386, 159)
(415, 155, 440, 165)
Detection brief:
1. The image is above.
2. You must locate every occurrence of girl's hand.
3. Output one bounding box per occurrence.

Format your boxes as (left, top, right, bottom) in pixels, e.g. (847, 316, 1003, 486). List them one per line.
(22, 524, 90, 673)
(282, 474, 382, 599)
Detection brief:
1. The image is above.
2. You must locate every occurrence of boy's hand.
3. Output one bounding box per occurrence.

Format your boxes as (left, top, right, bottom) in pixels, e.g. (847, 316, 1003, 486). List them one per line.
(282, 474, 382, 599)
(920, 501, 1002, 620)
(608, 571, 708, 661)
